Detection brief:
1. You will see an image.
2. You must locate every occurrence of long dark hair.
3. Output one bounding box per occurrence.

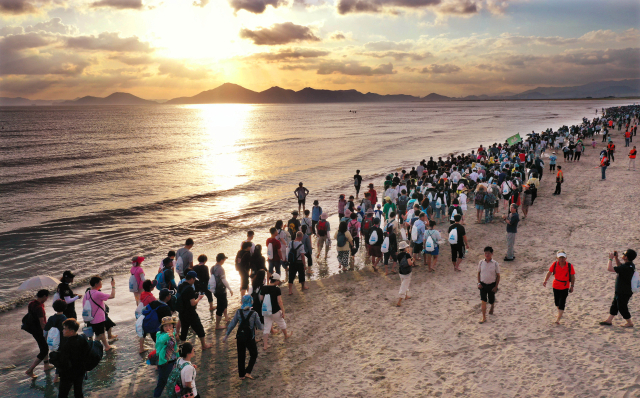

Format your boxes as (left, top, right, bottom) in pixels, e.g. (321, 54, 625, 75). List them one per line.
(338, 221, 348, 234)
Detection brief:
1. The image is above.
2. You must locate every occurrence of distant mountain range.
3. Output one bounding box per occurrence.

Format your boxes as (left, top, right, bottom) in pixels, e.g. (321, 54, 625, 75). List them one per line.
(1, 79, 639, 106)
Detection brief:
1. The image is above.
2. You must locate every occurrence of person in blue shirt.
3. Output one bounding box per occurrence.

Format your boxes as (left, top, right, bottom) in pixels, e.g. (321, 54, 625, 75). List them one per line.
(411, 212, 427, 264)
(549, 152, 557, 171)
(310, 200, 322, 236)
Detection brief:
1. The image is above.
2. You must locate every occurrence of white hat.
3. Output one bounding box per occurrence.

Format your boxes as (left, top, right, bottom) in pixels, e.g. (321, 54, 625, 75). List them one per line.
(271, 273, 282, 281)
(557, 251, 567, 258)
(398, 241, 409, 250)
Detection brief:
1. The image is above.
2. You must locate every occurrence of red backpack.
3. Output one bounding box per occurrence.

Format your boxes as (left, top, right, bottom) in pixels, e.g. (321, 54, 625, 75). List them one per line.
(317, 220, 327, 236)
(361, 216, 373, 236)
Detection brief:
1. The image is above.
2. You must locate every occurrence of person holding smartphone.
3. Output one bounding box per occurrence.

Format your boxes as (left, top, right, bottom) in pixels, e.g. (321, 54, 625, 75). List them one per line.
(178, 271, 211, 350)
(600, 249, 636, 328)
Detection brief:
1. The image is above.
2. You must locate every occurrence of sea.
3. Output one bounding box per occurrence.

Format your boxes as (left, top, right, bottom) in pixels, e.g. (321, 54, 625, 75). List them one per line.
(0, 100, 633, 309)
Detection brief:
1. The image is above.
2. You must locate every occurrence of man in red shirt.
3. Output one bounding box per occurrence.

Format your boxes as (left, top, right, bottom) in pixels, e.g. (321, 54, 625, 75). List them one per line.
(266, 227, 282, 277)
(625, 130, 631, 147)
(629, 146, 637, 171)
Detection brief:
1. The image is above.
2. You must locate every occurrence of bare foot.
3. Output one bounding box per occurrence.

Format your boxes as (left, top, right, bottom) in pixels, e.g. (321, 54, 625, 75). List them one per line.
(479, 318, 486, 324)
(621, 323, 634, 328)
(202, 344, 212, 350)
(405, 296, 411, 300)
(489, 307, 494, 315)
(215, 325, 226, 330)
(44, 364, 55, 371)
(285, 331, 294, 339)
(25, 371, 37, 379)
(263, 345, 271, 350)
(288, 292, 294, 295)
(385, 272, 390, 276)
(105, 346, 116, 352)
(108, 335, 119, 342)
(302, 286, 309, 290)
(245, 374, 254, 380)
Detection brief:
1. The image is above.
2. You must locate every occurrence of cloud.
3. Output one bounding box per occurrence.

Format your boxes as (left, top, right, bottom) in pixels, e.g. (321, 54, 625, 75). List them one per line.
(553, 47, 640, 68)
(0, 51, 90, 76)
(0, 32, 57, 52)
(0, 0, 47, 15)
(109, 54, 156, 65)
(90, 0, 144, 9)
(336, 0, 488, 15)
(361, 51, 432, 61)
(192, 0, 208, 6)
(66, 32, 153, 52)
(475, 63, 509, 72)
(0, 25, 25, 36)
(25, 18, 78, 35)
(330, 31, 347, 41)
(316, 60, 395, 75)
(247, 48, 330, 62)
(157, 60, 210, 80)
(239, 22, 321, 46)
(364, 40, 413, 51)
(579, 28, 640, 44)
(228, 0, 285, 14)
(419, 63, 461, 73)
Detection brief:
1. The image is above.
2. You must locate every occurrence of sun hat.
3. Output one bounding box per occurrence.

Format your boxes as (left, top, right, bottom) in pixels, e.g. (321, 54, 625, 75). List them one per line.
(556, 250, 567, 258)
(398, 241, 409, 250)
(160, 315, 178, 326)
(241, 294, 253, 309)
(385, 196, 391, 201)
(344, 209, 351, 217)
(321, 212, 328, 220)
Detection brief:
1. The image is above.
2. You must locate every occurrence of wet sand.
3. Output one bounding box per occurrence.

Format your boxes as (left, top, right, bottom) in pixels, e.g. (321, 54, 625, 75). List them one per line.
(3, 139, 639, 397)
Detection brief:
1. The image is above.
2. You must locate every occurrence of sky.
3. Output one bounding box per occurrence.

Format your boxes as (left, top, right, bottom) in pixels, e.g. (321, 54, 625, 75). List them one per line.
(0, 0, 639, 100)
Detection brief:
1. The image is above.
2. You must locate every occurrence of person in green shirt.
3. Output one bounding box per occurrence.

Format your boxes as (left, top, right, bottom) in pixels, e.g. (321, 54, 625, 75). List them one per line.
(154, 316, 178, 397)
(382, 196, 396, 223)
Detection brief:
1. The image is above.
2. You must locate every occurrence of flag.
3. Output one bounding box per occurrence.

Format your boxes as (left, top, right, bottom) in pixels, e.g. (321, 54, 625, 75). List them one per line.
(507, 133, 522, 146)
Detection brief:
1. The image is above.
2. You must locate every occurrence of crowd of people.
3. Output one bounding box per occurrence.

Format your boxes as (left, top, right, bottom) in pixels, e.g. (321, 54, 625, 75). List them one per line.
(21, 105, 639, 397)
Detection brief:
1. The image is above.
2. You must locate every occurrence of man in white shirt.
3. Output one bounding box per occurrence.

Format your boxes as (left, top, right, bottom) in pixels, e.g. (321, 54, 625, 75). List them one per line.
(450, 167, 462, 184)
(469, 169, 479, 182)
(384, 185, 398, 204)
(416, 163, 425, 178)
(477, 246, 500, 324)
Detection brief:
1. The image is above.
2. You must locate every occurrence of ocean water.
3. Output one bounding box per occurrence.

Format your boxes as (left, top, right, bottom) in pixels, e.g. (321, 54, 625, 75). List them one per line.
(0, 100, 632, 308)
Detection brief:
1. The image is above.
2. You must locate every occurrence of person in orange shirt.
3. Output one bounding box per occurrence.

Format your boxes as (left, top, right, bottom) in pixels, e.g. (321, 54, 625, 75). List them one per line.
(542, 250, 575, 325)
(624, 130, 631, 147)
(553, 166, 563, 195)
(607, 141, 616, 162)
(629, 146, 637, 171)
(598, 153, 609, 180)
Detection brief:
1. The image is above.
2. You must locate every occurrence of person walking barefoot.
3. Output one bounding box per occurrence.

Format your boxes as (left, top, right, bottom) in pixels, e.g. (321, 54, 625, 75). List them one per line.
(542, 250, 575, 325)
(259, 274, 293, 350)
(477, 247, 500, 324)
(396, 242, 415, 307)
(600, 249, 636, 328)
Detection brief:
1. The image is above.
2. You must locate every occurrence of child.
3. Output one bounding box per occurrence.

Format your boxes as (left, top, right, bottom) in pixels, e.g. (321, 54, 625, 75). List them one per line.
(301, 210, 312, 236)
(45, 299, 67, 383)
(374, 204, 383, 222)
(591, 138, 596, 149)
(154, 316, 178, 398)
(396, 242, 415, 307)
(338, 195, 347, 219)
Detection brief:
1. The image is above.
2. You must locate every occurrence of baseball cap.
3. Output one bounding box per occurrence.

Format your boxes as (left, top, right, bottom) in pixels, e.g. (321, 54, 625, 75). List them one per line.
(623, 249, 637, 262)
(216, 253, 228, 262)
(159, 289, 173, 301)
(186, 271, 198, 280)
(132, 256, 145, 264)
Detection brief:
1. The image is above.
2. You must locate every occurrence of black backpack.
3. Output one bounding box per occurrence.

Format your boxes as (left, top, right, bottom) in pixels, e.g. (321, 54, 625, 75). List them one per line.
(288, 242, 302, 264)
(236, 309, 255, 343)
(85, 338, 104, 372)
(397, 196, 409, 211)
(399, 256, 411, 275)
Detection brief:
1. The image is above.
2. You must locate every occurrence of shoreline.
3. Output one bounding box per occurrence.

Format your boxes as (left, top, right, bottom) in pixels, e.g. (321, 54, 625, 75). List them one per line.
(2, 106, 639, 398)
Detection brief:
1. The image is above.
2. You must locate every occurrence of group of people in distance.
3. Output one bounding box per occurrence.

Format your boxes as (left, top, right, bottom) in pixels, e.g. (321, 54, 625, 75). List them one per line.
(21, 105, 638, 398)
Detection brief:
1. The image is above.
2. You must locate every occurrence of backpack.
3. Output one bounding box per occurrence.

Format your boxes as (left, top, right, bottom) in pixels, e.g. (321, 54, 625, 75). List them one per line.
(82, 291, 105, 323)
(236, 309, 255, 343)
(155, 271, 167, 290)
(288, 242, 302, 264)
(448, 227, 459, 245)
(502, 182, 511, 196)
(261, 287, 273, 317)
(398, 256, 411, 275)
(397, 196, 409, 211)
(317, 220, 328, 237)
(142, 303, 167, 334)
(135, 312, 145, 338)
(368, 229, 379, 245)
(436, 196, 442, 209)
(348, 220, 359, 237)
(167, 360, 189, 398)
(411, 224, 419, 241)
(631, 267, 639, 293)
(128, 273, 139, 293)
(424, 231, 436, 252)
(381, 234, 390, 253)
(337, 231, 347, 247)
(474, 192, 485, 205)
(46, 327, 61, 351)
(21, 308, 38, 335)
(85, 338, 104, 372)
(450, 208, 458, 221)
(552, 261, 573, 287)
(361, 216, 373, 236)
(175, 255, 184, 277)
(484, 193, 497, 207)
(267, 242, 274, 260)
(174, 283, 189, 313)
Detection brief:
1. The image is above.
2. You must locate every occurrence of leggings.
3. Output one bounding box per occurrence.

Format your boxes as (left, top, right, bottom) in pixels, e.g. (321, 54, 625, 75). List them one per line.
(553, 288, 569, 311)
(351, 237, 360, 256)
(609, 293, 632, 319)
(384, 251, 397, 266)
(153, 360, 175, 398)
(237, 338, 258, 378)
(58, 373, 85, 398)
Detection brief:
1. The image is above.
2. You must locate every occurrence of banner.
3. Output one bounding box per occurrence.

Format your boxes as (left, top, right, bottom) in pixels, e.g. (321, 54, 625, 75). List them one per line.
(506, 133, 522, 146)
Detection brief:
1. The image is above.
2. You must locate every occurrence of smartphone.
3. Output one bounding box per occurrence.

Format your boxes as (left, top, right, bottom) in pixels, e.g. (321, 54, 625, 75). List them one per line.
(111, 277, 114, 283)
(614, 251, 618, 257)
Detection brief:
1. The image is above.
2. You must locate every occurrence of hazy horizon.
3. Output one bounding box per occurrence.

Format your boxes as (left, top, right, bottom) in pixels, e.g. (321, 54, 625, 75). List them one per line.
(0, 0, 639, 100)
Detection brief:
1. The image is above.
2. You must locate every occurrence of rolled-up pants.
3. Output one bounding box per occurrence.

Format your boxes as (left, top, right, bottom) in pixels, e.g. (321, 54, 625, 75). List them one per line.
(506, 232, 516, 259)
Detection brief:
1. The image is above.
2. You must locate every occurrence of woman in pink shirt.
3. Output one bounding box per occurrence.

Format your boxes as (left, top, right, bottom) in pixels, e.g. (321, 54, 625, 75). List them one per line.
(130, 256, 145, 305)
(83, 276, 116, 351)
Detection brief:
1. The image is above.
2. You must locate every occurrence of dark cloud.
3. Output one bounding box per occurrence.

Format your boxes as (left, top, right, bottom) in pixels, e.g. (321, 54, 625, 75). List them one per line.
(157, 60, 210, 80)
(437, 0, 476, 14)
(475, 63, 510, 72)
(553, 47, 640, 68)
(419, 63, 461, 74)
(228, 0, 285, 14)
(248, 48, 329, 62)
(364, 40, 413, 51)
(90, 0, 143, 9)
(25, 18, 78, 35)
(240, 22, 321, 46)
(192, 0, 209, 6)
(330, 32, 347, 41)
(316, 60, 395, 76)
(337, 0, 440, 15)
(0, 0, 44, 15)
(66, 32, 153, 52)
(0, 77, 59, 94)
(0, 32, 57, 52)
(109, 54, 156, 65)
(0, 51, 90, 76)
(362, 51, 432, 61)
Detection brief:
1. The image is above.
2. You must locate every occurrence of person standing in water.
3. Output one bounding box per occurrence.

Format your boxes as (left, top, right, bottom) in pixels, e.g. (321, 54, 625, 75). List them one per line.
(354, 170, 363, 198)
(294, 183, 309, 213)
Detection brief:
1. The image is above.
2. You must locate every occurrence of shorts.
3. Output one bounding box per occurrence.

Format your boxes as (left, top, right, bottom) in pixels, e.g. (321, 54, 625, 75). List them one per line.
(413, 242, 424, 254)
(475, 204, 484, 210)
(450, 243, 464, 262)
(368, 245, 383, 258)
(298, 198, 306, 206)
(268, 259, 281, 275)
(383, 251, 397, 266)
(288, 261, 305, 284)
(425, 246, 439, 256)
(263, 311, 287, 334)
(214, 292, 228, 317)
(89, 321, 106, 336)
(480, 282, 496, 304)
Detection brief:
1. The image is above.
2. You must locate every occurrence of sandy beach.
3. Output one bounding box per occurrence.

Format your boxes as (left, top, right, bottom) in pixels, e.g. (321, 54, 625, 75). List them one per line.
(3, 126, 639, 398)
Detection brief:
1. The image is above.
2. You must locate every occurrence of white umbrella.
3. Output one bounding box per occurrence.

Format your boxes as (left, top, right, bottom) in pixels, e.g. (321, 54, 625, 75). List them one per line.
(18, 275, 60, 291)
